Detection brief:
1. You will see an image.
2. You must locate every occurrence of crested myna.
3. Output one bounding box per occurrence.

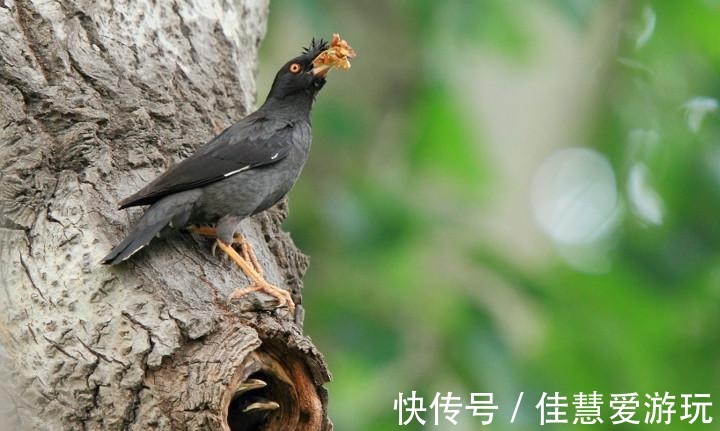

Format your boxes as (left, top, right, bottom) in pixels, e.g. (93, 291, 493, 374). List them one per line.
(102, 35, 356, 313)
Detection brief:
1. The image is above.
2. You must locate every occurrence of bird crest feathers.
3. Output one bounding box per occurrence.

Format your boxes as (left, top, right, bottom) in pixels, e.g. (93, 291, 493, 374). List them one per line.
(302, 38, 329, 59)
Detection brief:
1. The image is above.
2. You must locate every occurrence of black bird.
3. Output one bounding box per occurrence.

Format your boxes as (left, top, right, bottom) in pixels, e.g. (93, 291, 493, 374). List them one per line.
(102, 37, 354, 313)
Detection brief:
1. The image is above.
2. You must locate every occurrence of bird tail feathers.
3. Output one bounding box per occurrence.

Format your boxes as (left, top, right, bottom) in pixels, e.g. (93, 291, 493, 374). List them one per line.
(101, 217, 169, 265)
(102, 190, 198, 265)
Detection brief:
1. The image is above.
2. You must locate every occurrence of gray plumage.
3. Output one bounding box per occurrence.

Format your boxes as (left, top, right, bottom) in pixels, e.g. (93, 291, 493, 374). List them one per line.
(102, 39, 329, 265)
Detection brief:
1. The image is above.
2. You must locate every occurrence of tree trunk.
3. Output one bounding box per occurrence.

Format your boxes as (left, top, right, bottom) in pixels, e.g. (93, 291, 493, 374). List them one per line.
(0, 0, 331, 430)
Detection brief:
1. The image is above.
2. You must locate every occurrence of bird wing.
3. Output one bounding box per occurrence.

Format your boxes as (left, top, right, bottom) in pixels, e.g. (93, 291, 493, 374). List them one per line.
(118, 116, 295, 209)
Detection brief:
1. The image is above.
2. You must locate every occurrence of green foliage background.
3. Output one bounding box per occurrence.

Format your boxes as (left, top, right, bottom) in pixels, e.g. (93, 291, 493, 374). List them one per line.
(257, 1, 720, 429)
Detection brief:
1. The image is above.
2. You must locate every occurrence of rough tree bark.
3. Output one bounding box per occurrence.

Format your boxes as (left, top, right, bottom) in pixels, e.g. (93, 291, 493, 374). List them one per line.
(0, 0, 331, 430)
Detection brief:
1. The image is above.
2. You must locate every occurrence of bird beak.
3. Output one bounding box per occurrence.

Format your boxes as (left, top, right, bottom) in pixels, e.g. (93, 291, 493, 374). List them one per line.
(311, 64, 332, 78)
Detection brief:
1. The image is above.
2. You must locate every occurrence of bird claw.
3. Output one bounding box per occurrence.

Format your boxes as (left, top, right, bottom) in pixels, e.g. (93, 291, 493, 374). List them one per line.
(229, 282, 295, 314)
(212, 239, 293, 313)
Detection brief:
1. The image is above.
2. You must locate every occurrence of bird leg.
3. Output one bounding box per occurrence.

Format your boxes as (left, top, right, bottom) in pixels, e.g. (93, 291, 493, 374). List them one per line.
(236, 234, 264, 276)
(215, 241, 295, 313)
(191, 226, 263, 273)
(189, 226, 294, 313)
(190, 226, 220, 237)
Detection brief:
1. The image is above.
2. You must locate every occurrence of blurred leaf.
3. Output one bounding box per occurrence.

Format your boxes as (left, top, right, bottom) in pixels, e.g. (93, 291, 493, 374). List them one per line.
(324, 181, 424, 255)
(408, 83, 492, 196)
(452, 0, 531, 56)
(546, 0, 602, 28)
(403, 0, 531, 56)
(313, 101, 368, 148)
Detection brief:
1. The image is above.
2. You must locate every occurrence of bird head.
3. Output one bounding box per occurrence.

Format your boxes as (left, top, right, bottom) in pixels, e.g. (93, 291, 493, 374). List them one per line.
(266, 38, 331, 101)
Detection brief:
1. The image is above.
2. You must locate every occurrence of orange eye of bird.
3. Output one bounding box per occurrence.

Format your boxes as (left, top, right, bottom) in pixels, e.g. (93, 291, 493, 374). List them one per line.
(289, 63, 302, 73)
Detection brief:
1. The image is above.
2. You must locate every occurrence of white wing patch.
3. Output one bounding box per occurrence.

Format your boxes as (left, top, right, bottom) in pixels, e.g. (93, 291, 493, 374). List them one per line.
(223, 165, 250, 177)
(271, 152, 279, 160)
